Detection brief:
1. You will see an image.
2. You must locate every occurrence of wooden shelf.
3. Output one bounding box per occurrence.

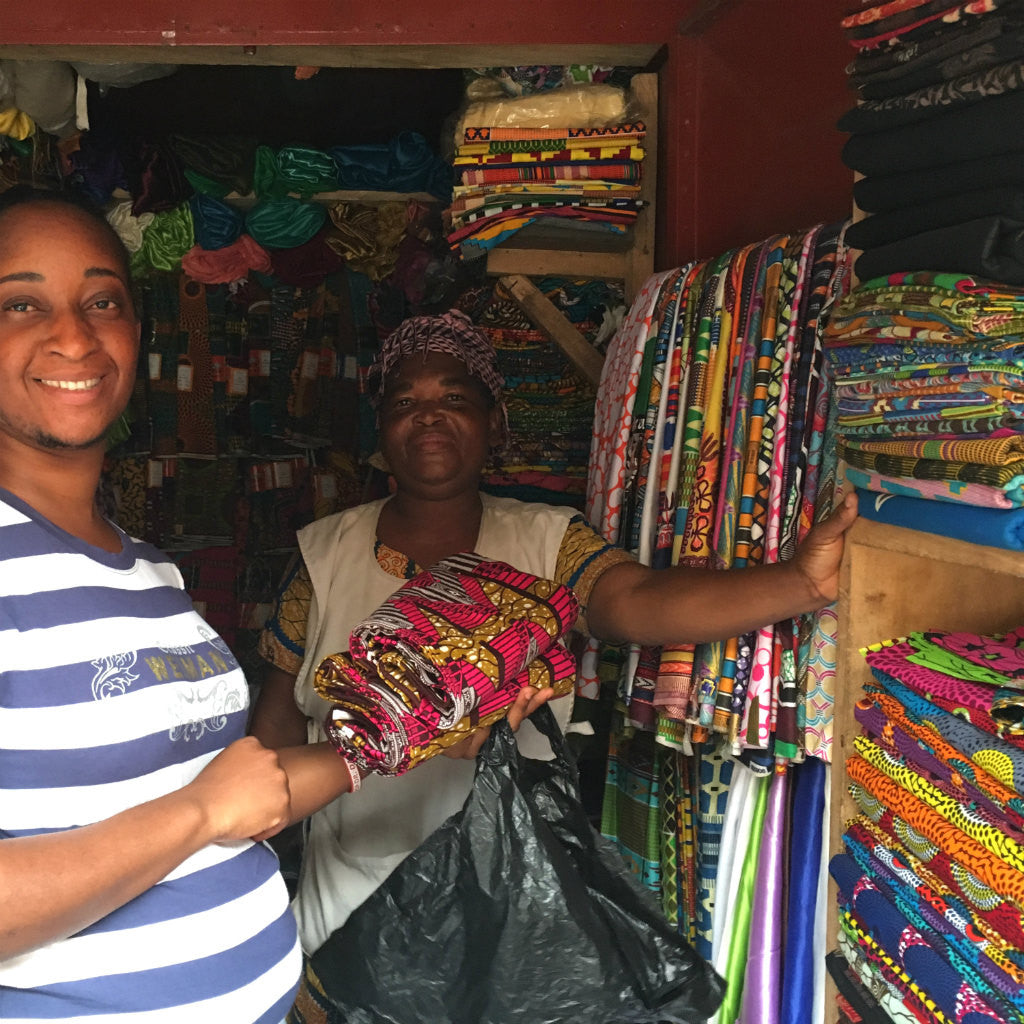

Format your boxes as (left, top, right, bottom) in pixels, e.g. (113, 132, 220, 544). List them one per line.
(826, 517, 1024, 1017)
(112, 187, 439, 208)
(483, 71, 657, 302)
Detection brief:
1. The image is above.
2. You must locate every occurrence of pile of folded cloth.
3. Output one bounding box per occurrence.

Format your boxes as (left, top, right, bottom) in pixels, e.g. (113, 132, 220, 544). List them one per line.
(313, 553, 579, 777)
(823, 270, 1024, 549)
(466, 278, 623, 507)
(829, 625, 1024, 1024)
(445, 83, 646, 259)
(839, 0, 1024, 284)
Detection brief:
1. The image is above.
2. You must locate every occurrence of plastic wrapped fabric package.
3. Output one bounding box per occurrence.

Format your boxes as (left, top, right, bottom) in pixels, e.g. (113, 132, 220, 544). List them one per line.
(313, 552, 580, 777)
(309, 706, 725, 1024)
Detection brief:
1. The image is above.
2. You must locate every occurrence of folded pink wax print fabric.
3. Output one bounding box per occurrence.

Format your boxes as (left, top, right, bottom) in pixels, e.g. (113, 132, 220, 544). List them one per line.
(313, 552, 579, 776)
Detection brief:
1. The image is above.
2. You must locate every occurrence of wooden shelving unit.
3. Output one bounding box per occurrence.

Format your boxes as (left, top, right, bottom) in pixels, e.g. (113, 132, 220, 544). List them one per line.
(484, 71, 657, 303)
(825, 517, 1024, 1018)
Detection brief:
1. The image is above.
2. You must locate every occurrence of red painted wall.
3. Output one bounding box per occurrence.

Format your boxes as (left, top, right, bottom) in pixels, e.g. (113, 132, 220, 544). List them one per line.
(660, 2, 854, 265)
(1, 0, 854, 271)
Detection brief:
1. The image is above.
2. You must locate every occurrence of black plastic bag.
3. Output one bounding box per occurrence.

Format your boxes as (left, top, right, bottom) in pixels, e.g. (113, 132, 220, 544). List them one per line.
(310, 705, 725, 1024)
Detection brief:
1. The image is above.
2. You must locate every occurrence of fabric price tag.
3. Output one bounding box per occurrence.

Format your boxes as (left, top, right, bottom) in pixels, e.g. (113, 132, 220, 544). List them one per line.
(301, 350, 320, 380)
(249, 349, 271, 377)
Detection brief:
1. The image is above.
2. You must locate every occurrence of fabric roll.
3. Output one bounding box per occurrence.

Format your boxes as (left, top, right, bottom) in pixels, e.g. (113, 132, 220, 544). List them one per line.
(854, 150, 1024, 214)
(130, 203, 195, 275)
(845, 465, 1024, 508)
(188, 192, 244, 250)
(845, 7, 1003, 74)
(846, 815, 1024, 981)
(832, 856, 1015, 1024)
(840, 431, 1024, 464)
(245, 196, 327, 249)
(713, 771, 770, 1024)
(848, 751, 1024, 908)
(267, 227, 347, 288)
(839, 57, 1024, 135)
(846, 185, 1024, 250)
(863, 669, 1024, 790)
(854, 215, 1024, 285)
(275, 144, 339, 196)
(105, 199, 154, 253)
(581, 267, 683, 697)
(181, 234, 272, 284)
(171, 133, 258, 195)
(314, 552, 579, 777)
(600, 728, 663, 893)
(866, 636, 1024, 745)
(330, 130, 453, 201)
(825, 948, 892, 1024)
(855, 694, 1024, 832)
(855, 488, 1024, 546)
(855, 732, 1024, 870)
(738, 768, 789, 1024)
(780, 757, 827, 1022)
(842, 89, 1024, 178)
(850, 21, 1024, 99)
(845, 0, 1006, 53)
(840, 444, 1024, 488)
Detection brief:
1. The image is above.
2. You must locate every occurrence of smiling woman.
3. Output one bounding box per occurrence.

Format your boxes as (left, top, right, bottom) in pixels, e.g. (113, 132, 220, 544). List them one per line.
(0, 190, 140, 548)
(0, 189, 312, 1023)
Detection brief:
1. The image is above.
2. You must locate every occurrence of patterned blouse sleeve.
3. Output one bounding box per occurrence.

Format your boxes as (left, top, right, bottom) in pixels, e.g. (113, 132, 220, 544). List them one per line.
(554, 515, 636, 636)
(257, 555, 313, 677)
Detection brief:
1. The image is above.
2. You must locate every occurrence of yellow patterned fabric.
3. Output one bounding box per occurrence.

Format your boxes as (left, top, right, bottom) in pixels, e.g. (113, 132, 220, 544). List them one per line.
(0, 107, 34, 140)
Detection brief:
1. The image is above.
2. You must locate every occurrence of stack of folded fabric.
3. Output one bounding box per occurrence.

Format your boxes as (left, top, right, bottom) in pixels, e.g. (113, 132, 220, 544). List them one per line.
(466, 279, 622, 507)
(446, 119, 645, 260)
(314, 552, 579, 777)
(823, 270, 1024, 549)
(830, 626, 1024, 1023)
(839, 0, 1024, 284)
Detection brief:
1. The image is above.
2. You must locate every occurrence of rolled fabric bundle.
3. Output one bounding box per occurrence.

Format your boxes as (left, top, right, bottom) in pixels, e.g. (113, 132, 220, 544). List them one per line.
(181, 234, 271, 284)
(189, 192, 243, 250)
(314, 551, 579, 777)
(245, 195, 326, 248)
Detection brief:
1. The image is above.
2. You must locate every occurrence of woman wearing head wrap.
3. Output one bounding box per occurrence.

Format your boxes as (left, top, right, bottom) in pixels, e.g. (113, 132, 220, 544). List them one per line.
(250, 310, 857, 1013)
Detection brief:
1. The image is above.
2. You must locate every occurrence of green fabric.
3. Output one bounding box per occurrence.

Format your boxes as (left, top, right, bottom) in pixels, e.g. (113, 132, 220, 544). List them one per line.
(130, 204, 195, 274)
(277, 145, 339, 196)
(714, 772, 769, 1024)
(184, 167, 232, 198)
(245, 197, 327, 249)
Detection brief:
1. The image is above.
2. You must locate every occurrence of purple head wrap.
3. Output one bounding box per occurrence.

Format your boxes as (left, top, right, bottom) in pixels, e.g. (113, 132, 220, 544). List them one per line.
(368, 310, 505, 409)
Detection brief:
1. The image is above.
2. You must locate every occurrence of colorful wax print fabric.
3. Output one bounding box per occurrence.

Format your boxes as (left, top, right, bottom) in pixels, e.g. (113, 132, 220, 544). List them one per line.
(314, 552, 579, 777)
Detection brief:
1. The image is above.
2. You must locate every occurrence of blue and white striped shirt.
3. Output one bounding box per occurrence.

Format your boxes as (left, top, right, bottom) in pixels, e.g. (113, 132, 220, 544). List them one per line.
(0, 489, 300, 1022)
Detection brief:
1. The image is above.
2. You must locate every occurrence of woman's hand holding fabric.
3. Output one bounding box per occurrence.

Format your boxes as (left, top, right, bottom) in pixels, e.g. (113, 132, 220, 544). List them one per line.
(440, 684, 556, 759)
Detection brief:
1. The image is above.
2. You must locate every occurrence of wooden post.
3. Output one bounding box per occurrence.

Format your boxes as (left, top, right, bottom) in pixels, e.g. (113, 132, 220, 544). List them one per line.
(497, 274, 605, 388)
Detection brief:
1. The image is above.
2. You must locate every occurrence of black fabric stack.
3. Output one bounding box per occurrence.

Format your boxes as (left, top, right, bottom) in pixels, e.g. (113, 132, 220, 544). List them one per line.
(839, 0, 1024, 284)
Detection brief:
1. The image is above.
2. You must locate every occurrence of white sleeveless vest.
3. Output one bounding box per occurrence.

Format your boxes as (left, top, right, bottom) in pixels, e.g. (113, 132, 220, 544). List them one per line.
(291, 492, 576, 952)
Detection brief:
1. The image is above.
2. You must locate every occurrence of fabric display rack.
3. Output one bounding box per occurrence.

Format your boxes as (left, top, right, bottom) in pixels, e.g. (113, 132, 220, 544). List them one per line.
(826, 3, 1024, 1022)
(583, 221, 854, 1022)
